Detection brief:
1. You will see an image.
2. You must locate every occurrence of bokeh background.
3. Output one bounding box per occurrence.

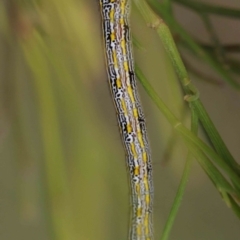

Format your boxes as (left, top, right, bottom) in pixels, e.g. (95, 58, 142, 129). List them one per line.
(0, 0, 240, 239)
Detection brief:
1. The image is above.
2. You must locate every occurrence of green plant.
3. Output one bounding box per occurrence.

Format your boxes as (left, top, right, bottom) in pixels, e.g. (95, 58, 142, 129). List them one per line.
(0, 0, 239, 240)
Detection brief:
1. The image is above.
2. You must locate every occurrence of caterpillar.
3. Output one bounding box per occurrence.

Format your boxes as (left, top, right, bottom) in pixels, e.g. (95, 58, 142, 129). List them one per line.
(99, 0, 154, 239)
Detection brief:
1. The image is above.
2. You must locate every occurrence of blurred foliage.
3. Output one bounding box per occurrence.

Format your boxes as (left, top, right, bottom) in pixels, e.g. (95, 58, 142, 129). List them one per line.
(0, 0, 240, 240)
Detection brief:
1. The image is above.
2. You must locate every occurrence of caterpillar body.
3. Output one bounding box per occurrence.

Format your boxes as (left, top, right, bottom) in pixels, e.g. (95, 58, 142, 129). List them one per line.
(99, 1, 154, 239)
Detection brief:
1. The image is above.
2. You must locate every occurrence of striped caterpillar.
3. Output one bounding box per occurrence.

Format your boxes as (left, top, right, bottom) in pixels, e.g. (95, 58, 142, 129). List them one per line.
(99, 1, 154, 239)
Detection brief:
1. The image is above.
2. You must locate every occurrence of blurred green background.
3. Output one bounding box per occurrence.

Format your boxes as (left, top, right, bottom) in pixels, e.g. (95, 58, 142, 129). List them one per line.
(0, 0, 239, 239)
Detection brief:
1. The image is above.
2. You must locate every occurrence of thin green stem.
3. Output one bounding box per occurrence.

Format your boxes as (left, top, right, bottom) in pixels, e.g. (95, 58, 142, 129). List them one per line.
(135, 0, 240, 171)
(146, 0, 240, 89)
(136, 66, 240, 195)
(160, 110, 198, 240)
(160, 155, 192, 240)
(191, 101, 240, 173)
